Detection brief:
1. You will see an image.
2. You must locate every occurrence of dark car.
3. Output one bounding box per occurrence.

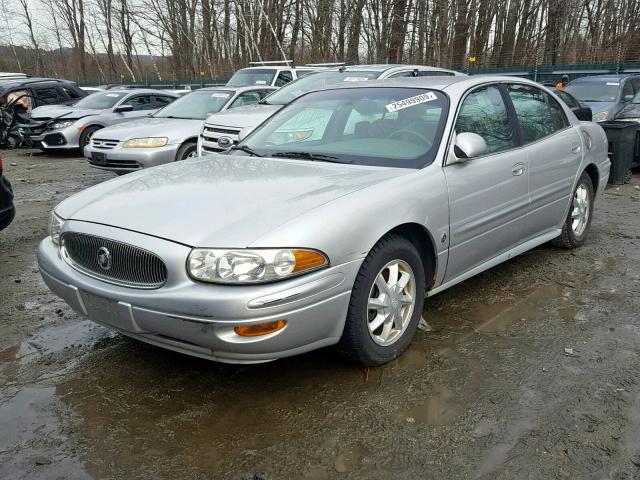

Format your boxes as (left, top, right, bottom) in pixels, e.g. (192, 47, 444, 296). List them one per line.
(549, 87, 593, 121)
(0, 155, 15, 231)
(564, 74, 640, 122)
(0, 78, 87, 116)
(615, 90, 640, 122)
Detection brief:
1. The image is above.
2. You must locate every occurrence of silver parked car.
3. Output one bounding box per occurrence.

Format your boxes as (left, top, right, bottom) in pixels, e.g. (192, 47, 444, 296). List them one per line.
(38, 76, 609, 366)
(199, 64, 465, 154)
(27, 89, 178, 151)
(83, 86, 276, 174)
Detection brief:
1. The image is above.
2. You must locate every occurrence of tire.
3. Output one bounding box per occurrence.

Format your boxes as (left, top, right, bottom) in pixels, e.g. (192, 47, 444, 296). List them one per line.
(552, 171, 594, 249)
(175, 141, 198, 161)
(78, 126, 101, 150)
(336, 234, 427, 366)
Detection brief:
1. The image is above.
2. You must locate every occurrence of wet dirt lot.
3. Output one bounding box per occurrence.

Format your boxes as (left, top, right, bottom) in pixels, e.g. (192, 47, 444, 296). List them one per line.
(1, 148, 640, 480)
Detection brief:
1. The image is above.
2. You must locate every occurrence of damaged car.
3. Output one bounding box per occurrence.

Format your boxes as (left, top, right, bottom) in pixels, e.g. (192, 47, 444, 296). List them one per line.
(38, 76, 609, 366)
(25, 89, 178, 151)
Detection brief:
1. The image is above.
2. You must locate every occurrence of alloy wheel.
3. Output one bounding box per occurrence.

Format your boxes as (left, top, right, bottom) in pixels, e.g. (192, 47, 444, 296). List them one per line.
(367, 260, 416, 346)
(571, 183, 590, 237)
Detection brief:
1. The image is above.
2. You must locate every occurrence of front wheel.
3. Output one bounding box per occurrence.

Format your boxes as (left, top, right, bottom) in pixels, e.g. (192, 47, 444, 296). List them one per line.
(337, 234, 426, 366)
(175, 141, 198, 161)
(79, 126, 101, 150)
(552, 171, 594, 248)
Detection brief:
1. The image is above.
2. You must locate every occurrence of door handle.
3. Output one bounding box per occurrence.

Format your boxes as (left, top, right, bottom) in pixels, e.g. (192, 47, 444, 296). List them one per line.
(571, 144, 581, 154)
(512, 163, 525, 176)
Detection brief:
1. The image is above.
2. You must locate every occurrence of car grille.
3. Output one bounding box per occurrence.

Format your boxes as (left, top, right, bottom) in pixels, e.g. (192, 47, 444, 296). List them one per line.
(201, 124, 240, 153)
(61, 232, 167, 289)
(87, 157, 140, 170)
(92, 138, 119, 149)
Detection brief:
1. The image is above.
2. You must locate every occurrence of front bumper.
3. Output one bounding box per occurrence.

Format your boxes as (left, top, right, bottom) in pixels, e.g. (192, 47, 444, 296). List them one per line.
(84, 143, 180, 172)
(29, 125, 82, 150)
(37, 222, 359, 363)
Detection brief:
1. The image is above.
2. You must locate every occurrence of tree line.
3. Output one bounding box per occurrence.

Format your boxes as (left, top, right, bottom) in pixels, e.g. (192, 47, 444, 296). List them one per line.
(1, 0, 639, 83)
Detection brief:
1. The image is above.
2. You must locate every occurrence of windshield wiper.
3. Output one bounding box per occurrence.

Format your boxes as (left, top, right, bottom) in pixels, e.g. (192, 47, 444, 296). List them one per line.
(229, 144, 262, 157)
(271, 151, 351, 164)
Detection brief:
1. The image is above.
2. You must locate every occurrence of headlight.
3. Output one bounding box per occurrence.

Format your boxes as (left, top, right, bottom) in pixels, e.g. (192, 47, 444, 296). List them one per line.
(187, 248, 329, 284)
(49, 211, 65, 246)
(592, 111, 610, 122)
(52, 120, 74, 129)
(123, 137, 168, 148)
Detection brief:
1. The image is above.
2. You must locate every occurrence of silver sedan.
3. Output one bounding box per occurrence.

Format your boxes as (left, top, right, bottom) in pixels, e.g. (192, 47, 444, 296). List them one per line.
(83, 86, 276, 174)
(27, 89, 178, 151)
(38, 76, 610, 366)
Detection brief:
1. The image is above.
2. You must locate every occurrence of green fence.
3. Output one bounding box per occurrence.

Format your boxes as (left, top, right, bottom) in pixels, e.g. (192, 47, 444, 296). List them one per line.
(82, 62, 640, 89)
(467, 63, 640, 83)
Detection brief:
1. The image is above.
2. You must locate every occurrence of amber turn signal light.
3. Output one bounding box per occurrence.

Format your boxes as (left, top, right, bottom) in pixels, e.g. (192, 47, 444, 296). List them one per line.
(234, 320, 286, 337)
(292, 250, 327, 273)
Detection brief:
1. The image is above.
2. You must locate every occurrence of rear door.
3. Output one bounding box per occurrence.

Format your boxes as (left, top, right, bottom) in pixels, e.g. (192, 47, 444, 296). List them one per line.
(443, 83, 530, 281)
(506, 83, 581, 232)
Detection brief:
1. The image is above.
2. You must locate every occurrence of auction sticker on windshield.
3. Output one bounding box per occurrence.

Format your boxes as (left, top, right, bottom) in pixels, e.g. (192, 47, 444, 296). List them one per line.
(386, 92, 437, 113)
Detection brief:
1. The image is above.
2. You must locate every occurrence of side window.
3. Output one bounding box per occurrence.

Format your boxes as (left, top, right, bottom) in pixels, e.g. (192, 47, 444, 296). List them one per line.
(545, 92, 570, 129)
(62, 86, 83, 100)
(455, 85, 515, 154)
(230, 91, 262, 108)
(274, 70, 293, 87)
(388, 71, 415, 78)
(631, 78, 640, 95)
(418, 71, 454, 77)
(507, 84, 567, 143)
(126, 95, 154, 110)
(258, 89, 273, 99)
(555, 90, 578, 109)
(33, 87, 62, 105)
(622, 81, 634, 99)
(154, 95, 174, 107)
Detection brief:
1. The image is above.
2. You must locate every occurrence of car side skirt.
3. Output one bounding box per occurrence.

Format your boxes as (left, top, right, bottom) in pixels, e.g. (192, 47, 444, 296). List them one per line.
(427, 228, 561, 297)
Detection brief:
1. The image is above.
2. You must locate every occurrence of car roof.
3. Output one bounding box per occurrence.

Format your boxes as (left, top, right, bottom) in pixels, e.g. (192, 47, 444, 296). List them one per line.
(0, 78, 76, 89)
(105, 88, 170, 95)
(199, 85, 278, 93)
(569, 74, 638, 83)
(309, 75, 543, 95)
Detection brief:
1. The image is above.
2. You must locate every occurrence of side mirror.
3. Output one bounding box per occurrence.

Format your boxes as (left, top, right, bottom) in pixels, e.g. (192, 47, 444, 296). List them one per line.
(450, 132, 487, 162)
(237, 126, 253, 142)
(114, 104, 133, 113)
(624, 94, 634, 102)
(574, 106, 592, 122)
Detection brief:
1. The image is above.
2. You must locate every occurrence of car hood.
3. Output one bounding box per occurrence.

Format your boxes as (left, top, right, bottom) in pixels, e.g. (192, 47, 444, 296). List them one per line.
(56, 154, 409, 247)
(204, 104, 282, 129)
(94, 117, 203, 142)
(31, 105, 104, 120)
(583, 101, 615, 115)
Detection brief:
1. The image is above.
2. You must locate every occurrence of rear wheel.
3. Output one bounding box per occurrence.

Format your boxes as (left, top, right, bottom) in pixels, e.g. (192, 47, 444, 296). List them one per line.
(552, 171, 594, 248)
(175, 141, 198, 161)
(336, 234, 427, 366)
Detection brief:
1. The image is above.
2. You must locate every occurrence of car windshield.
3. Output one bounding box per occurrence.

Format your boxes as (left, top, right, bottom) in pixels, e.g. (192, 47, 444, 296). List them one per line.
(565, 82, 621, 102)
(239, 87, 448, 168)
(226, 69, 276, 87)
(73, 92, 127, 109)
(264, 70, 381, 105)
(154, 90, 232, 119)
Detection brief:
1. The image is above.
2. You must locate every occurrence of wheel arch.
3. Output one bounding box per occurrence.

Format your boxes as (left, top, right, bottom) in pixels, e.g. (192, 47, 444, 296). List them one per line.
(583, 163, 599, 194)
(378, 223, 438, 290)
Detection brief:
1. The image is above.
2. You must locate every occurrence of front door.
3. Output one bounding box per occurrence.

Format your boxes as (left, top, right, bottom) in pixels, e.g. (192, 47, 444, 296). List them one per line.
(443, 84, 530, 281)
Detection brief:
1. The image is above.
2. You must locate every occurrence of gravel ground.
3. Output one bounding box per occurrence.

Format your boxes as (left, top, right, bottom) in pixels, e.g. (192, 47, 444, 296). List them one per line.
(1, 148, 639, 480)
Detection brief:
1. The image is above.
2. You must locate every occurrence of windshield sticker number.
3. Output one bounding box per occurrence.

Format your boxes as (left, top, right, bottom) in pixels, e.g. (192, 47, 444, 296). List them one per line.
(386, 92, 437, 113)
(255, 80, 267, 85)
(343, 77, 370, 82)
(606, 82, 620, 86)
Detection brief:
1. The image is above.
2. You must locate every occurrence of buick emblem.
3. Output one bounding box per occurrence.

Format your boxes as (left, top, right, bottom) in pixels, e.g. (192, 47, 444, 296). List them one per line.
(217, 136, 232, 149)
(97, 246, 112, 271)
